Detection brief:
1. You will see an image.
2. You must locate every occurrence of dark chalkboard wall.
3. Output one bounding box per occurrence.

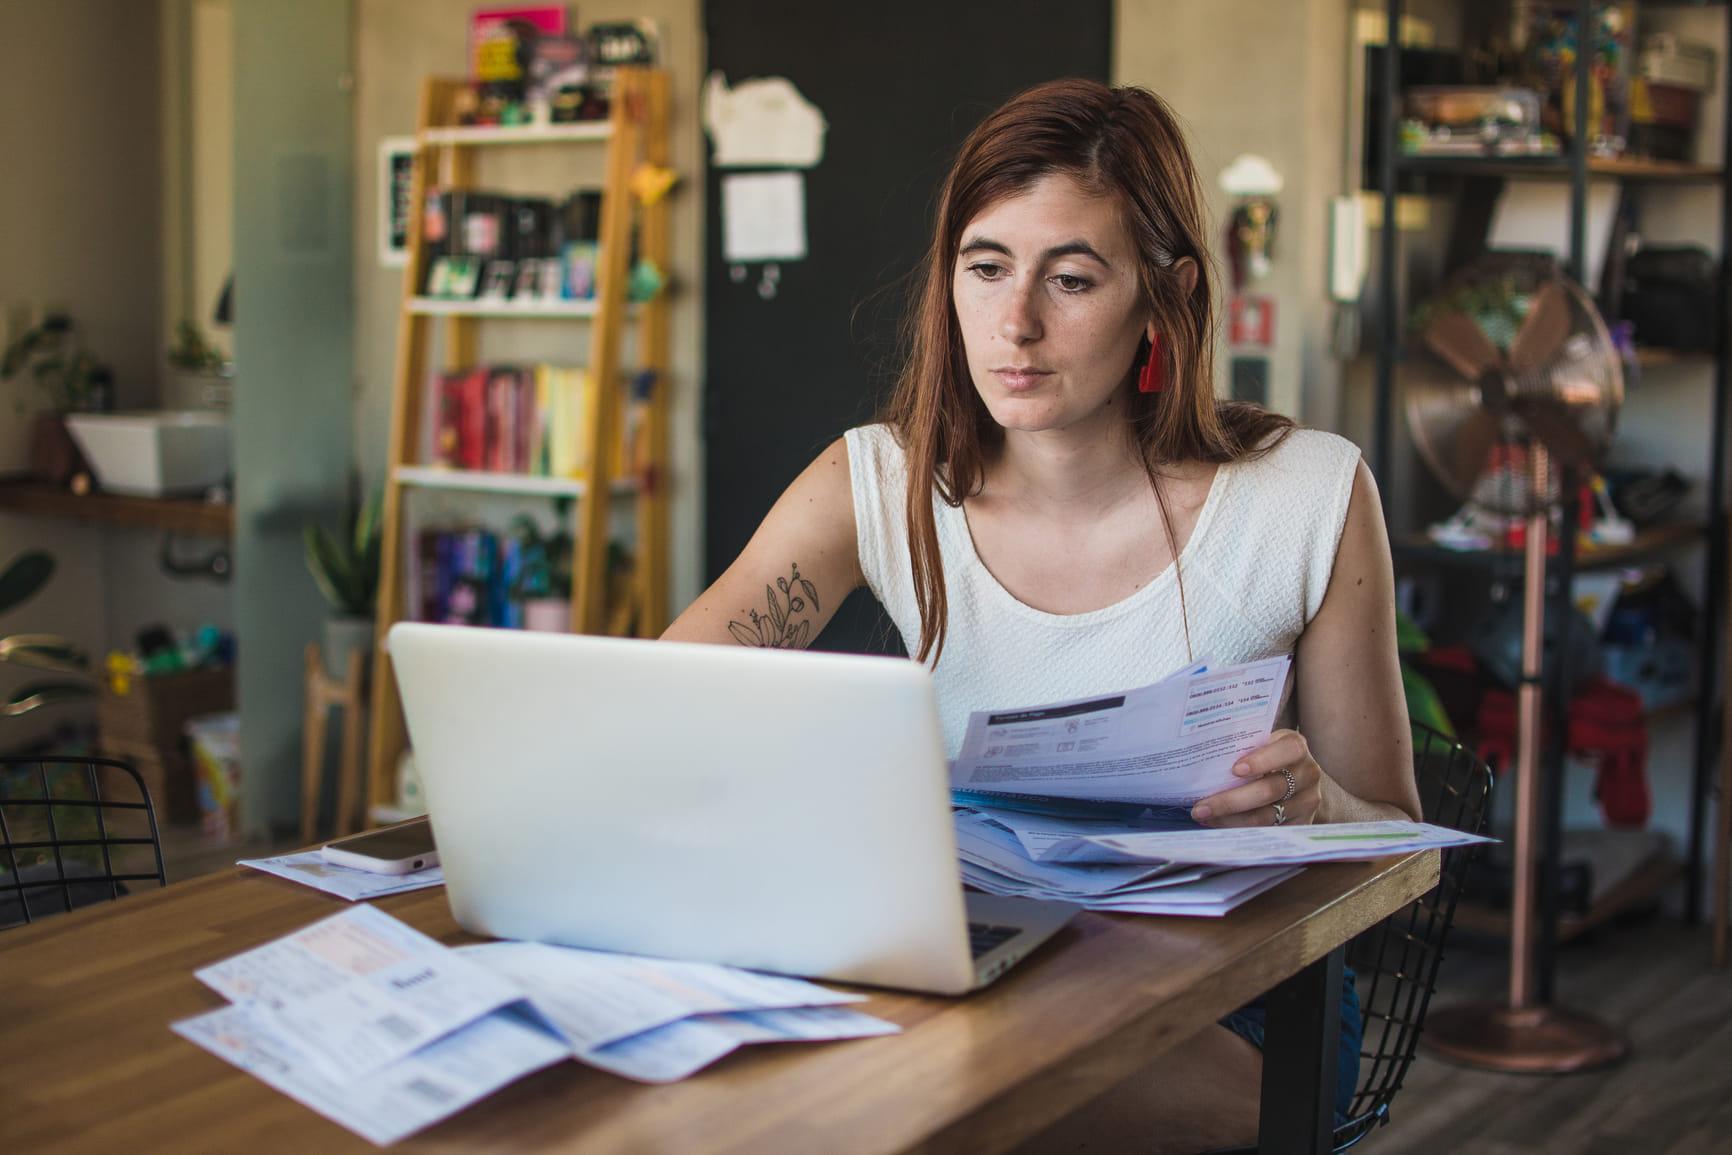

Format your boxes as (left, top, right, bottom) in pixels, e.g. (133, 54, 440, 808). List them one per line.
(702, 1, 1113, 653)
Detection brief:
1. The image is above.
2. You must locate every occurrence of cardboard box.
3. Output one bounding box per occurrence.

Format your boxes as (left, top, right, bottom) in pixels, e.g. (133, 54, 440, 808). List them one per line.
(97, 667, 234, 823)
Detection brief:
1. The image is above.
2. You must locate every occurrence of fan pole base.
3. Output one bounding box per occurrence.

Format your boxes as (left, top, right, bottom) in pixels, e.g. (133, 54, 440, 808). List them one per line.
(1423, 1003, 1628, 1073)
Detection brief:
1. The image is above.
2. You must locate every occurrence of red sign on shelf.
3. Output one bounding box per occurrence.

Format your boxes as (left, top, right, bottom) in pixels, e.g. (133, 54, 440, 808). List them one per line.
(1229, 294, 1275, 348)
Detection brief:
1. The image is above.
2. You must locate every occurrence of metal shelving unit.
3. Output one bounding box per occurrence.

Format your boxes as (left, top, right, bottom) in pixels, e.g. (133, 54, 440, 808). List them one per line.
(1370, 0, 1731, 986)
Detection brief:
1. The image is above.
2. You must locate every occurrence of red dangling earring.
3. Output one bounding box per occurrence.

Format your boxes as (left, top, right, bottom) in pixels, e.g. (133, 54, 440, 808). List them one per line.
(1138, 332, 1166, 393)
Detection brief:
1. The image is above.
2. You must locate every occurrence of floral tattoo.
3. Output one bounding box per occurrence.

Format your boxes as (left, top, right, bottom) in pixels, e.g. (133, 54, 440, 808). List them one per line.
(729, 563, 820, 648)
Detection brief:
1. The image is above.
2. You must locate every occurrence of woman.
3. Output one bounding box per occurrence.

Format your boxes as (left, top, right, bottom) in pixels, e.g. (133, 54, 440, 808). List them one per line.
(664, 79, 1420, 1151)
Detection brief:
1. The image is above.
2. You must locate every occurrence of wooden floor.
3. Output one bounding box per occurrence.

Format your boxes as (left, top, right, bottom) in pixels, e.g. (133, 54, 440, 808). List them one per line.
(1370, 917, 1732, 1153)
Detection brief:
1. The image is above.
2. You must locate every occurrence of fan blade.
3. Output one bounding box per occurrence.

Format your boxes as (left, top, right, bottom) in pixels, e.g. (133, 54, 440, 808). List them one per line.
(1452, 410, 1502, 486)
(1513, 396, 1597, 468)
(1424, 311, 1505, 383)
(1508, 281, 1572, 376)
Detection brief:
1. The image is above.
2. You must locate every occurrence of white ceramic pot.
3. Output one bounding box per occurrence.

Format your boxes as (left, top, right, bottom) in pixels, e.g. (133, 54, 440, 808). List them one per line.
(523, 598, 571, 633)
(322, 615, 375, 681)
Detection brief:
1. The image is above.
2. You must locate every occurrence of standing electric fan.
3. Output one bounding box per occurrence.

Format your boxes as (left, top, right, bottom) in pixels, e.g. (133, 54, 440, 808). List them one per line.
(1404, 255, 1629, 1072)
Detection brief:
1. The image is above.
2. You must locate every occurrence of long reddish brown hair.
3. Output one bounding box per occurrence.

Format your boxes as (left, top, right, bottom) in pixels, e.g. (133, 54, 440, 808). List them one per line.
(881, 79, 1294, 666)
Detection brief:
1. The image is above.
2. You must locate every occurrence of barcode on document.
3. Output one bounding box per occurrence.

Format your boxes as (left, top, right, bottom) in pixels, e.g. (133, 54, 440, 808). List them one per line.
(404, 1077, 455, 1105)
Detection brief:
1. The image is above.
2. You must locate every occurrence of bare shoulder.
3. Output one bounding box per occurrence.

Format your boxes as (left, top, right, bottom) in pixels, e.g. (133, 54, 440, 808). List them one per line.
(789, 434, 856, 514)
(1333, 458, 1392, 574)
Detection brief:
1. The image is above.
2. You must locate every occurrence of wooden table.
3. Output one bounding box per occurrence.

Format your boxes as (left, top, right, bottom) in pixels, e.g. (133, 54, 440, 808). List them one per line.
(0, 851, 1438, 1154)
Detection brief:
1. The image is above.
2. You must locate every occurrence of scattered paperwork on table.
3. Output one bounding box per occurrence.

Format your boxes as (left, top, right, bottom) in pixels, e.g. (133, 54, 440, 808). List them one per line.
(1028, 819, 1496, 867)
(174, 906, 897, 1146)
(238, 850, 445, 901)
(948, 656, 1290, 808)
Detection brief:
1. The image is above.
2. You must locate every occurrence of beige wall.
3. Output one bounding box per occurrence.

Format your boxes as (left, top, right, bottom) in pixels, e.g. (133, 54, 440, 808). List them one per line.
(1115, 0, 1350, 429)
(0, 0, 166, 747)
(0, 0, 164, 423)
(352, 0, 705, 610)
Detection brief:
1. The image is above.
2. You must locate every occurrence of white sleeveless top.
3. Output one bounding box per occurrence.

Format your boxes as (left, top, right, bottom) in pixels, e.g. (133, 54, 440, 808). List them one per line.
(845, 423, 1362, 758)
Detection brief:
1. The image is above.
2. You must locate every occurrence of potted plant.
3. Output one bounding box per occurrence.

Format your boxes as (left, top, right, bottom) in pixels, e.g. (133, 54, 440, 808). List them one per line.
(164, 319, 233, 411)
(0, 313, 113, 485)
(303, 490, 383, 678)
(509, 513, 574, 632)
(0, 550, 95, 718)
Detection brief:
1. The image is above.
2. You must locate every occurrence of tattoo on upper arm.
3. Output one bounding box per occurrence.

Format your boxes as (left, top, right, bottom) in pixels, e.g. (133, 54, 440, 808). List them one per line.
(728, 563, 821, 648)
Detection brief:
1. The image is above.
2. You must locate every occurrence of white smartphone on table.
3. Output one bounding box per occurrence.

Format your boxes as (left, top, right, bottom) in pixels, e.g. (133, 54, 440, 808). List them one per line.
(320, 819, 439, 875)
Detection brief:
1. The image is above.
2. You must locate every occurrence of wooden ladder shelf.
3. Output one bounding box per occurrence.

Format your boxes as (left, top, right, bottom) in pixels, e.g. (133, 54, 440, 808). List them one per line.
(363, 68, 673, 817)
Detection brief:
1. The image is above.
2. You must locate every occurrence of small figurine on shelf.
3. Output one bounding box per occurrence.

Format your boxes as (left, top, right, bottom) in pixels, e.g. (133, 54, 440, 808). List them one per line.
(1526, 1, 1633, 157)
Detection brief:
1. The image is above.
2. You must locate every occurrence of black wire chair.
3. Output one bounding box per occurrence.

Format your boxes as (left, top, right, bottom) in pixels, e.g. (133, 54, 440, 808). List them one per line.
(1208, 721, 1495, 1154)
(0, 754, 167, 930)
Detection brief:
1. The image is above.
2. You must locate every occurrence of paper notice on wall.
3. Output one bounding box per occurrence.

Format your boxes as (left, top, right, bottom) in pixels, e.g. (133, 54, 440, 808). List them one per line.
(722, 172, 807, 263)
(704, 73, 828, 168)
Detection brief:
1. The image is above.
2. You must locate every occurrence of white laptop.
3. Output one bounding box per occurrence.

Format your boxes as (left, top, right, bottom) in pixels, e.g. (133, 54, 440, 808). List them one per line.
(387, 623, 1077, 995)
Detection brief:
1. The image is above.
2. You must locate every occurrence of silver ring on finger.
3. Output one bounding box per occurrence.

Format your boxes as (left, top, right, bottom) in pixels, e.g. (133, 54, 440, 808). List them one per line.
(1276, 767, 1297, 804)
(1272, 801, 1288, 826)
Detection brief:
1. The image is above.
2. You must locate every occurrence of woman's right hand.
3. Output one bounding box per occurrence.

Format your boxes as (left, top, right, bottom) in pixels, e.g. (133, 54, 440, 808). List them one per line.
(660, 438, 863, 649)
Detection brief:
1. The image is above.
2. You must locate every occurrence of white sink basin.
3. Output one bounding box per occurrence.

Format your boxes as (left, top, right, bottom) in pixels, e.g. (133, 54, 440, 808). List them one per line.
(64, 410, 232, 497)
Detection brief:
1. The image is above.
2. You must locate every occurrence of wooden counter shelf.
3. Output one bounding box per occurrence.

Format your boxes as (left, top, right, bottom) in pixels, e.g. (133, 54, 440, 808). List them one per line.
(0, 481, 233, 538)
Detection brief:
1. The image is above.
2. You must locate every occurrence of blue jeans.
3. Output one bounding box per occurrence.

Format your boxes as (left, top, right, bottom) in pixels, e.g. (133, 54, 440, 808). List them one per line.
(1217, 965, 1363, 1127)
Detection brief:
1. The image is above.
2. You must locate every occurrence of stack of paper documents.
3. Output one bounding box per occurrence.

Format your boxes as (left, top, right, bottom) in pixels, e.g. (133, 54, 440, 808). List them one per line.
(1028, 818, 1495, 866)
(955, 806, 1302, 916)
(946, 657, 1299, 916)
(238, 850, 446, 901)
(945, 658, 1492, 916)
(173, 906, 897, 1146)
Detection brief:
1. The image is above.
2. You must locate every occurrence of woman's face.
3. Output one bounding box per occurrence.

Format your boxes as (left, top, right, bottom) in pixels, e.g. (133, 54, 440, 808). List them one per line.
(951, 172, 1154, 438)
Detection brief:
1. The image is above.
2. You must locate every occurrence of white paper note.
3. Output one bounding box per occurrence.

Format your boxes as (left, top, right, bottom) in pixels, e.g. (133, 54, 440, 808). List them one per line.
(704, 73, 828, 168)
(585, 1006, 900, 1083)
(174, 1005, 568, 1147)
(722, 172, 807, 263)
(239, 851, 444, 901)
(196, 905, 525, 1080)
(456, 939, 865, 1053)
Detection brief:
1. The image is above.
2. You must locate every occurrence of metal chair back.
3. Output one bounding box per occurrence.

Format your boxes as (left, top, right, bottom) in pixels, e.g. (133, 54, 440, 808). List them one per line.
(1203, 721, 1494, 1155)
(1331, 722, 1495, 1150)
(0, 754, 167, 930)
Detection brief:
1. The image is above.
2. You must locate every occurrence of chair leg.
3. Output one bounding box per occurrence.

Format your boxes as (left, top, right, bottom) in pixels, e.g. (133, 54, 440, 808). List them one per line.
(301, 643, 329, 844)
(1714, 655, 1732, 968)
(334, 648, 367, 837)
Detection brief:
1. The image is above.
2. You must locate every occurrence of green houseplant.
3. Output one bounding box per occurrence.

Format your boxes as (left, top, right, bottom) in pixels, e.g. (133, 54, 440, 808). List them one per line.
(1398, 609, 1456, 739)
(509, 513, 575, 632)
(304, 490, 383, 677)
(164, 319, 233, 411)
(0, 550, 95, 718)
(1, 314, 112, 484)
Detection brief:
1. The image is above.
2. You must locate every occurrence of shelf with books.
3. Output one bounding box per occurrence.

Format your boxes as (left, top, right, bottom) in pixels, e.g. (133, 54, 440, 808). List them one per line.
(1394, 154, 1722, 183)
(406, 296, 605, 318)
(368, 66, 672, 817)
(394, 465, 638, 498)
(420, 121, 612, 146)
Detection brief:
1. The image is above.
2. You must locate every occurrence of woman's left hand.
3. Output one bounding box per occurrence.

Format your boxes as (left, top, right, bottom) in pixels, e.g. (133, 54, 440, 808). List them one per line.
(1190, 729, 1329, 827)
